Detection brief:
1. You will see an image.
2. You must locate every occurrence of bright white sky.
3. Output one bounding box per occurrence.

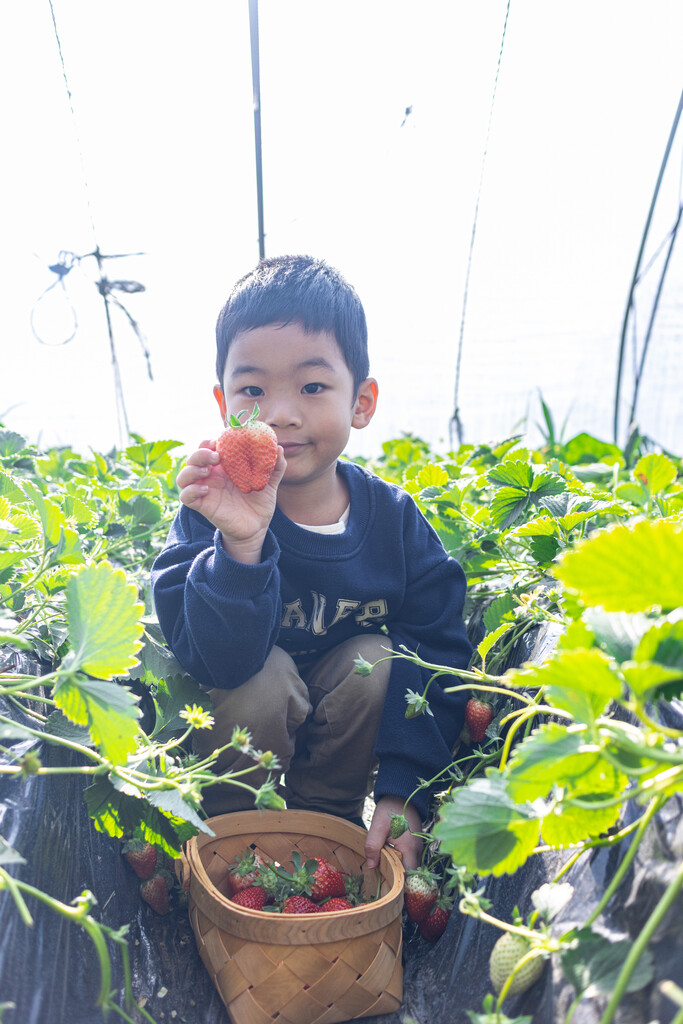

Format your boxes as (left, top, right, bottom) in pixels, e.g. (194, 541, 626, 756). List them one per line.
(2, 1, 682, 457)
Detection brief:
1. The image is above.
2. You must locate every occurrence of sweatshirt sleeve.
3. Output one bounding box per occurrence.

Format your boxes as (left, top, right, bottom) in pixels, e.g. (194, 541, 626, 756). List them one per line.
(373, 501, 472, 819)
(150, 506, 282, 689)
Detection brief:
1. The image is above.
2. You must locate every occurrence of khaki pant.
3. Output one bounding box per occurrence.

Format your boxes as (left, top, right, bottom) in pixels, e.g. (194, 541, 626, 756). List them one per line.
(193, 634, 393, 819)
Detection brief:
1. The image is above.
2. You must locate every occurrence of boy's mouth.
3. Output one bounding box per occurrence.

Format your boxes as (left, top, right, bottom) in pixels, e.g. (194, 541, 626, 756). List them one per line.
(280, 442, 308, 457)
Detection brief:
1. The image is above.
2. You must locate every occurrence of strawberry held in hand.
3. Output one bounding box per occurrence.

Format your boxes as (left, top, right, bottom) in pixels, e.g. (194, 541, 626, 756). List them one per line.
(465, 696, 494, 744)
(216, 403, 279, 493)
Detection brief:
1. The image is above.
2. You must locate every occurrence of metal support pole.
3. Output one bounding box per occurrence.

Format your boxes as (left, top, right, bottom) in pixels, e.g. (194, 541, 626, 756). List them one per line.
(249, 0, 266, 260)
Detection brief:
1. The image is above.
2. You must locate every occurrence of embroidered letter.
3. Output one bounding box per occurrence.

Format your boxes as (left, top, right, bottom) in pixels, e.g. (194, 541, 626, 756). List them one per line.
(281, 599, 307, 629)
(327, 599, 361, 628)
(310, 591, 327, 635)
(355, 599, 389, 627)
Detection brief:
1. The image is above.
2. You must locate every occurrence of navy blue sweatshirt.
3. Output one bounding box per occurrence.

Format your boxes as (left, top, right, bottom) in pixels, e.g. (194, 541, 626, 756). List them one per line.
(151, 460, 472, 817)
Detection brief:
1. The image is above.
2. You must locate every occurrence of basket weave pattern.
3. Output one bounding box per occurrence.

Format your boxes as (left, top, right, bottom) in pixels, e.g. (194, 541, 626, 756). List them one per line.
(178, 810, 405, 1024)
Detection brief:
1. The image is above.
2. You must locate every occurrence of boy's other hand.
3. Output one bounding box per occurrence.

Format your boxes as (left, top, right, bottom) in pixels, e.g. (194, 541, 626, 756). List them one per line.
(365, 796, 423, 872)
(176, 441, 287, 563)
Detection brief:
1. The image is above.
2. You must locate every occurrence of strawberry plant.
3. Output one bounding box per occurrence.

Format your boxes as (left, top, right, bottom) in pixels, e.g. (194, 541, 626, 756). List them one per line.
(360, 428, 683, 1021)
(0, 427, 285, 1022)
(1, 417, 681, 1023)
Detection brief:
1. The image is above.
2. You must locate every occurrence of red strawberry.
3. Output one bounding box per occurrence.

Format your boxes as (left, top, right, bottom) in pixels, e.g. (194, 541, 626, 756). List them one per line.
(465, 697, 494, 744)
(403, 867, 438, 924)
(226, 849, 265, 895)
(140, 872, 171, 915)
(282, 895, 323, 914)
(309, 857, 346, 901)
(122, 838, 157, 879)
(216, 403, 278, 493)
(320, 897, 354, 912)
(418, 895, 453, 941)
(230, 885, 267, 910)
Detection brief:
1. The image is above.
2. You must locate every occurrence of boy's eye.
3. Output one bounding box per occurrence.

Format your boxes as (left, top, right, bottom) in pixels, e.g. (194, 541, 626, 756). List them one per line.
(302, 382, 325, 394)
(243, 386, 263, 397)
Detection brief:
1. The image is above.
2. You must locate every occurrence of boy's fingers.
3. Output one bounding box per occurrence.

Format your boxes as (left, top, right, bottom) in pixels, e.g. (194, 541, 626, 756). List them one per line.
(179, 484, 210, 508)
(364, 820, 389, 870)
(269, 448, 287, 487)
(176, 463, 211, 489)
(186, 446, 219, 466)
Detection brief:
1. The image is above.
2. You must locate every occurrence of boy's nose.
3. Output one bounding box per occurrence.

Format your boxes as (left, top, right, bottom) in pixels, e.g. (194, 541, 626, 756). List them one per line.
(263, 398, 302, 429)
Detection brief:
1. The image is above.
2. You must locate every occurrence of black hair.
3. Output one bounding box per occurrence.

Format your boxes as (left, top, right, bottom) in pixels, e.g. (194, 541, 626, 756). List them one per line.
(215, 255, 369, 396)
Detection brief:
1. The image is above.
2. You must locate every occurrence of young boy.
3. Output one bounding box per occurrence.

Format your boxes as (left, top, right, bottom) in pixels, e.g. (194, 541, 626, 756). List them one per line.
(151, 255, 472, 870)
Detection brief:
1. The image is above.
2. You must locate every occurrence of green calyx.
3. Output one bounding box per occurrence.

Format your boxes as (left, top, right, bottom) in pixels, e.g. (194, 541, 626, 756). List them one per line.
(228, 402, 261, 428)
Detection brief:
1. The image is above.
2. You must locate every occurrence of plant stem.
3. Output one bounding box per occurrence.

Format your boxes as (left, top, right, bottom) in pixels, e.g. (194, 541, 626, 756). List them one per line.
(599, 857, 683, 1024)
(583, 797, 661, 930)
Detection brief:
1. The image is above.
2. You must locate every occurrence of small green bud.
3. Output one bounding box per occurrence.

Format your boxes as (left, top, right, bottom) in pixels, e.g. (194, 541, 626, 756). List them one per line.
(390, 813, 409, 839)
(353, 654, 374, 676)
(254, 783, 286, 811)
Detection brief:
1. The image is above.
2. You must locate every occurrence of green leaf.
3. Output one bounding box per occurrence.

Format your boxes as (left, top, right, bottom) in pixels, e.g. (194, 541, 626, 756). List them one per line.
(542, 758, 627, 846)
(21, 480, 65, 546)
(553, 519, 683, 613)
(145, 786, 210, 833)
(633, 453, 677, 494)
(53, 675, 140, 763)
(477, 623, 515, 666)
(44, 709, 94, 747)
(0, 552, 30, 575)
(84, 775, 202, 856)
(0, 430, 29, 458)
(61, 494, 97, 528)
(634, 618, 683, 672)
(483, 592, 516, 633)
(530, 470, 565, 500)
(489, 488, 529, 531)
(507, 649, 622, 723)
(487, 461, 533, 489)
(561, 929, 654, 998)
(505, 723, 603, 802)
(511, 515, 557, 538)
(582, 609, 654, 662)
(433, 773, 542, 876)
(542, 796, 621, 847)
(118, 493, 163, 525)
(123, 439, 183, 473)
(530, 535, 560, 565)
(0, 470, 25, 502)
(621, 662, 683, 700)
(66, 561, 144, 678)
(562, 433, 623, 466)
(416, 463, 449, 488)
(48, 525, 84, 566)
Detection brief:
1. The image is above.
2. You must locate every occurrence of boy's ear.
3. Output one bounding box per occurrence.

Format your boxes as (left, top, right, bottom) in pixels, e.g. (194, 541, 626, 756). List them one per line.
(213, 385, 228, 424)
(351, 378, 378, 430)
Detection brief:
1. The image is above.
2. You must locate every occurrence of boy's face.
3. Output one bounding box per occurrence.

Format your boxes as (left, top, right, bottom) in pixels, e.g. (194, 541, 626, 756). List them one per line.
(214, 321, 377, 492)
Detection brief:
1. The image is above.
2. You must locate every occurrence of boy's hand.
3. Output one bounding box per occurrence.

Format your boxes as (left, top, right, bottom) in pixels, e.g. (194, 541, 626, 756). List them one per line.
(365, 796, 423, 872)
(176, 441, 286, 563)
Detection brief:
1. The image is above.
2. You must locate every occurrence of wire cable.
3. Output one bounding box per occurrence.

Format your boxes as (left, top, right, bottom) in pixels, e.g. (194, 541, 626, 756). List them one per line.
(46, 0, 140, 445)
(449, 0, 511, 449)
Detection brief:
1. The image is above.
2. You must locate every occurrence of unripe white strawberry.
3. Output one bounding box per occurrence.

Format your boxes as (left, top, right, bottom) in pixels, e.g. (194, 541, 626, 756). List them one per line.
(489, 932, 544, 996)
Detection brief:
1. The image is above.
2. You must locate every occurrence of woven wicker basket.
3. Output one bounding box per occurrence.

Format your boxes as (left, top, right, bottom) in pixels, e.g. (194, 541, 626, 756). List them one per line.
(177, 809, 405, 1024)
